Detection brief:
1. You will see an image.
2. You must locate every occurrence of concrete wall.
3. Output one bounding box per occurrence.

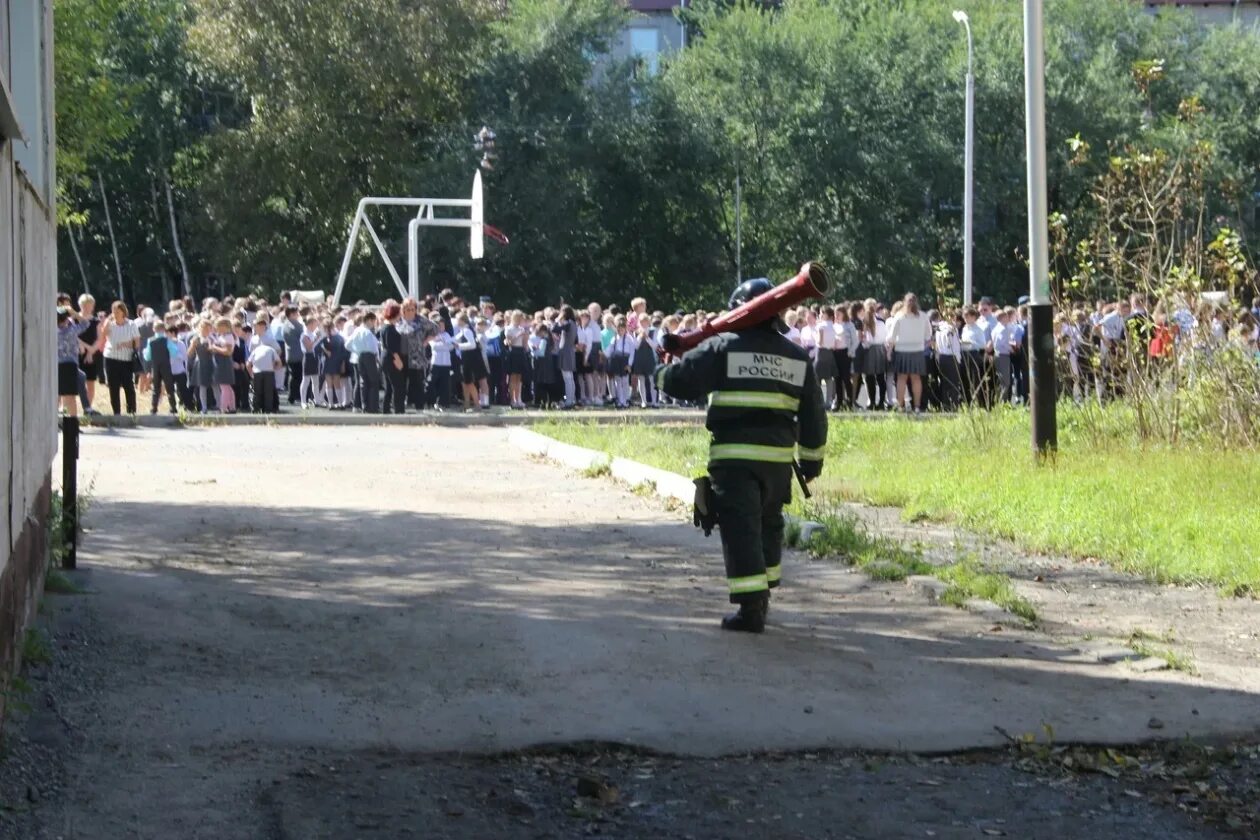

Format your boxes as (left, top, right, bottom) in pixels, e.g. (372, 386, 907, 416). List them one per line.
(0, 0, 57, 724)
(1145, 0, 1260, 26)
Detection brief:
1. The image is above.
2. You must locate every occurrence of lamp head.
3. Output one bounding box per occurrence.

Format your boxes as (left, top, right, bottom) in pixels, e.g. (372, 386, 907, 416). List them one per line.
(952, 9, 968, 23)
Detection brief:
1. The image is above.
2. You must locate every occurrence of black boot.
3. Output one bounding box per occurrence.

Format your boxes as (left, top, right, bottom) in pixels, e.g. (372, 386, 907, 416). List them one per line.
(721, 592, 768, 633)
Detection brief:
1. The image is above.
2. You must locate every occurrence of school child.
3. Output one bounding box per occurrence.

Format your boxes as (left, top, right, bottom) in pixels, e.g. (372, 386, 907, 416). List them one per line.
(210, 317, 238, 413)
(347, 312, 381, 413)
(528, 322, 557, 409)
(300, 317, 323, 408)
(427, 320, 455, 409)
(188, 319, 216, 412)
(991, 308, 1015, 406)
(246, 333, 281, 413)
(233, 323, 251, 410)
(959, 306, 988, 408)
(630, 319, 659, 408)
(606, 315, 634, 408)
(142, 321, 180, 414)
(315, 318, 350, 409)
(171, 322, 193, 410)
(859, 302, 887, 410)
(932, 310, 963, 411)
(848, 302, 866, 410)
(504, 311, 530, 409)
(453, 314, 488, 412)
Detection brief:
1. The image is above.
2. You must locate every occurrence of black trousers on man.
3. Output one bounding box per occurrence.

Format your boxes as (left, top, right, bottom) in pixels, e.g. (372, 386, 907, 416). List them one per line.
(961, 350, 987, 408)
(252, 373, 276, 413)
(936, 354, 963, 411)
(710, 461, 792, 605)
(357, 355, 381, 413)
(487, 354, 506, 405)
(286, 360, 303, 404)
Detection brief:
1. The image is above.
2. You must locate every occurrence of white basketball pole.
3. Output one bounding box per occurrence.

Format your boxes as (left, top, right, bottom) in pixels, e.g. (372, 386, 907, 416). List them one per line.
(332, 172, 487, 307)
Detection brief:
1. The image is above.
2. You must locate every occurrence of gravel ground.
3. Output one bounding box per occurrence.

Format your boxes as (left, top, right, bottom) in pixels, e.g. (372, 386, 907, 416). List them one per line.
(3, 612, 1257, 840)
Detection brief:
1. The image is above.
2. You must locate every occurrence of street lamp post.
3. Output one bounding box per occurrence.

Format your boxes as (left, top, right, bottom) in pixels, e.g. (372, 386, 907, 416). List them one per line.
(953, 10, 975, 307)
(735, 160, 742, 284)
(1023, 0, 1057, 455)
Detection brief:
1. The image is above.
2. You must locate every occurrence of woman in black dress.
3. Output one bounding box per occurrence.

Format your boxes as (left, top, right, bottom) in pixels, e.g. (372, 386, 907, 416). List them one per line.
(379, 302, 408, 415)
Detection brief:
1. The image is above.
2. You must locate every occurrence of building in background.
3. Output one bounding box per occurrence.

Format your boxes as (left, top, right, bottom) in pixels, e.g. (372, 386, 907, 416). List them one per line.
(1145, 0, 1260, 25)
(611, 0, 685, 76)
(0, 0, 57, 726)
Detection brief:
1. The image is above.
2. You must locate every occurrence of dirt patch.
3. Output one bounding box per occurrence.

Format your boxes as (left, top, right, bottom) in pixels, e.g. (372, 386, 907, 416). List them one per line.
(827, 500, 1260, 690)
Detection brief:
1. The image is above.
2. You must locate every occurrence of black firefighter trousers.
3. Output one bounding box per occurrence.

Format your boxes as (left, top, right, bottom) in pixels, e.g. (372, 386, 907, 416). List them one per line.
(710, 460, 792, 604)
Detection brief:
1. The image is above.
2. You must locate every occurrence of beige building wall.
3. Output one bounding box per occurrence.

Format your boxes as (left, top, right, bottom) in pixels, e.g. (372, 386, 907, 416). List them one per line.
(0, 0, 58, 725)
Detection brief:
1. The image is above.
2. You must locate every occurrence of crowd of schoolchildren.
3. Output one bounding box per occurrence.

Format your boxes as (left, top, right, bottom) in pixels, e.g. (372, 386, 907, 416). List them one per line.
(54, 286, 1260, 418)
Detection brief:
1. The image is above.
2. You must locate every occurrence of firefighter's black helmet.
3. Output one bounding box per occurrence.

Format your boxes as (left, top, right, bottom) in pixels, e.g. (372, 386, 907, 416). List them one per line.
(728, 277, 774, 310)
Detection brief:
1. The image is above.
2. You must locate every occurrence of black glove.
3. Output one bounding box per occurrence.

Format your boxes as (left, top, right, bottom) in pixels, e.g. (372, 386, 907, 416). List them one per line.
(692, 476, 718, 537)
(798, 459, 823, 482)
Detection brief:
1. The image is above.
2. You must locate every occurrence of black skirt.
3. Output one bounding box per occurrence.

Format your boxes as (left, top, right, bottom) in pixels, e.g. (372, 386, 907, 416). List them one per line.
(58, 362, 80, 396)
(814, 348, 838, 379)
(862, 346, 887, 376)
(631, 345, 657, 376)
(506, 346, 529, 376)
(461, 350, 488, 383)
(892, 350, 928, 376)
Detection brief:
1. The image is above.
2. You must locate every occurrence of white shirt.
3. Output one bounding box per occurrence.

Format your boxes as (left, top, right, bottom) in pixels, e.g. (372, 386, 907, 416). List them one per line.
(103, 318, 140, 360)
(1099, 311, 1126, 342)
(960, 323, 987, 351)
(934, 323, 960, 359)
(248, 343, 280, 372)
(815, 320, 836, 351)
(504, 324, 529, 348)
(885, 312, 931, 353)
(978, 312, 998, 342)
(991, 322, 1014, 356)
(583, 323, 603, 359)
(429, 332, 454, 366)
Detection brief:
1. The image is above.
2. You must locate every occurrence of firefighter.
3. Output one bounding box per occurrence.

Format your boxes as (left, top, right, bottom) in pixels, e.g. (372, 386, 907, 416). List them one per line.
(655, 278, 827, 633)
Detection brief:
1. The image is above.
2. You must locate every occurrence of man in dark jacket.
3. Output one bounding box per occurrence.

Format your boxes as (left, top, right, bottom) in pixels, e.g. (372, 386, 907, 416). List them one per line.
(656, 278, 828, 633)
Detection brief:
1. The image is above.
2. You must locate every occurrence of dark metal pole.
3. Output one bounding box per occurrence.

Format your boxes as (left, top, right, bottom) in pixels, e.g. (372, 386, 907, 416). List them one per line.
(1024, 0, 1057, 456)
(1028, 303, 1057, 454)
(62, 417, 79, 569)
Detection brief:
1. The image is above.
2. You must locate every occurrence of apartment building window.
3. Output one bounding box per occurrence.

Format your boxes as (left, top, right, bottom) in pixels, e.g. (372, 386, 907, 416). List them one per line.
(630, 27, 661, 76)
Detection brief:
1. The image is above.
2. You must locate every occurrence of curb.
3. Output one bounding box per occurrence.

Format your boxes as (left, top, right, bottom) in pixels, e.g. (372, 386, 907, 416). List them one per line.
(76, 408, 710, 431)
(507, 428, 696, 504)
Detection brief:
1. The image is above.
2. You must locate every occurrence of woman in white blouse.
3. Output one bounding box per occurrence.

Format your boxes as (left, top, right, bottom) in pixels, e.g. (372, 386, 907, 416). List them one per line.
(101, 300, 140, 415)
(884, 293, 932, 413)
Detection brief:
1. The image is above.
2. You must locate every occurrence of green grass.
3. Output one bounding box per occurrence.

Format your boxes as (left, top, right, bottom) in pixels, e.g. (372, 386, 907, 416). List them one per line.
(536, 408, 1260, 592)
(44, 568, 84, 595)
(937, 560, 1039, 623)
(21, 629, 51, 667)
(1126, 629, 1197, 674)
(795, 504, 934, 581)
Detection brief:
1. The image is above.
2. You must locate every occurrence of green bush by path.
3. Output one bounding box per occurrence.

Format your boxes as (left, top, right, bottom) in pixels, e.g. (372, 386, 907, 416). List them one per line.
(536, 411, 1260, 593)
